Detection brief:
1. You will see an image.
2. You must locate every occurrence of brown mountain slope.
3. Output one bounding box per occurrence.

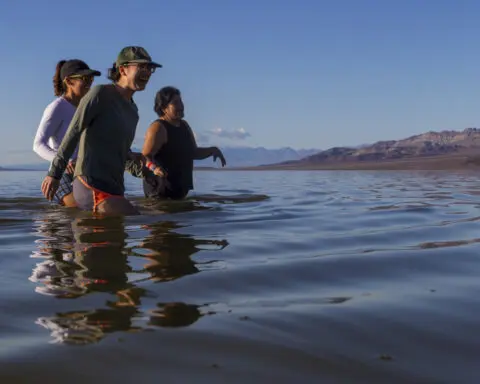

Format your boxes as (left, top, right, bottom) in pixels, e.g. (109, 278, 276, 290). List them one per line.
(253, 128, 480, 170)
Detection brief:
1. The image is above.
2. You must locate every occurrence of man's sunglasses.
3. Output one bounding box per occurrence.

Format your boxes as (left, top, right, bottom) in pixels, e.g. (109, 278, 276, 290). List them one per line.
(123, 63, 157, 73)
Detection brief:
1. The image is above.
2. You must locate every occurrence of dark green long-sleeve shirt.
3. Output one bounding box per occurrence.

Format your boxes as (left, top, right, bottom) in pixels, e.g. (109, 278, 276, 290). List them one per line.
(48, 84, 139, 195)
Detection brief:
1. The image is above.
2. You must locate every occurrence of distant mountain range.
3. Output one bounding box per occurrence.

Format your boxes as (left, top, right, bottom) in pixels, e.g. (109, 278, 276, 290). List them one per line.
(6, 128, 480, 172)
(194, 146, 320, 167)
(0, 146, 321, 170)
(259, 128, 480, 170)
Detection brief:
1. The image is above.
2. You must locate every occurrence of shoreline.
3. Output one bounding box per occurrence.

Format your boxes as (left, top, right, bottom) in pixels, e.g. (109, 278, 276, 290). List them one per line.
(198, 153, 480, 171)
(3, 153, 480, 172)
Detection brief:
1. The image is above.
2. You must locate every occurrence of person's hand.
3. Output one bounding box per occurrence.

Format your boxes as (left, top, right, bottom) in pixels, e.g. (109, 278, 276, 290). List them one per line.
(41, 176, 60, 201)
(66, 161, 76, 174)
(153, 166, 167, 177)
(212, 147, 226, 167)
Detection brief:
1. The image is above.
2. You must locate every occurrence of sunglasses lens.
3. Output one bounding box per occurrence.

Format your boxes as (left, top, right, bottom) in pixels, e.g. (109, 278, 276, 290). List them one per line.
(137, 64, 155, 73)
(70, 75, 93, 82)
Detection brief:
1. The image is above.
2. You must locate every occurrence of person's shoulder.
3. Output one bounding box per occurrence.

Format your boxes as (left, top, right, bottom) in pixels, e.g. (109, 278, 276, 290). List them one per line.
(78, 84, 109, 107)
(43, 97, 67, 115)
(181, 119, 193, 131)
(45, 96, 64, 108)
(148, 119, 165, 131)
(145, 119, 168, 138)
(87, 84, 108, 97)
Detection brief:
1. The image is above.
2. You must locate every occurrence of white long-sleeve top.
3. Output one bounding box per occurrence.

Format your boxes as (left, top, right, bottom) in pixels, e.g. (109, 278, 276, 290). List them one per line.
(33, 97, 78, 162)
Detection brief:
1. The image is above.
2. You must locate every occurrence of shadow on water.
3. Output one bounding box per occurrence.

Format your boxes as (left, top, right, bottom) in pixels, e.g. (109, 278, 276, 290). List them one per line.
(29, 200, 230, 345)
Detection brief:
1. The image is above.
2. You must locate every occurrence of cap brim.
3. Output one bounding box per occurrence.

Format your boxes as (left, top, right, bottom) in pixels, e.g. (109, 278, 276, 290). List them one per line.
(76, 69, 102, 76)
(127, 59, 162, 68)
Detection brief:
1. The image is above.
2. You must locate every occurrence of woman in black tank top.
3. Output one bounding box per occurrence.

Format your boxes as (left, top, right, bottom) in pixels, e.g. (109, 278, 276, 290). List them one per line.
(141, 86, 226, 200)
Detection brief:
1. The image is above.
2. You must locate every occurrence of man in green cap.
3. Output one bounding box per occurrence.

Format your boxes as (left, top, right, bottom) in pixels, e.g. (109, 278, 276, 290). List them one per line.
(41, 46, 162, 215)
(112, 46, 162, 91)
(116, 46, 162, 67)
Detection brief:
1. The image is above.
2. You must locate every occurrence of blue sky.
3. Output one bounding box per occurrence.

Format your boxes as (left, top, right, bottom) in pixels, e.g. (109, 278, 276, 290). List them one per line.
(1, 0, 480, 165)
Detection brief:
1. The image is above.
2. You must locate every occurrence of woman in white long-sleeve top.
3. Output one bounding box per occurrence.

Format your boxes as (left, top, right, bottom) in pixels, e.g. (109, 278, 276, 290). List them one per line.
(33, 59, 101, 207)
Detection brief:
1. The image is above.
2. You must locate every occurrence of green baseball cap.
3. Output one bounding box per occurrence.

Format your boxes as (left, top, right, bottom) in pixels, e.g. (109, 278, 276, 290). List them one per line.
(116, 46, 162, 68)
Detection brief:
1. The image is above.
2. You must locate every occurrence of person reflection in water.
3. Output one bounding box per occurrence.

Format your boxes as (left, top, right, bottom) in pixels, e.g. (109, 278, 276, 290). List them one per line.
(137, 220, 228, 328)
(30, 214, 228, 344)
(30, 215, 132, 298)
(137, 220, 228, 283)
(31, 215, 142, 344)
(29, 212, 84, 298)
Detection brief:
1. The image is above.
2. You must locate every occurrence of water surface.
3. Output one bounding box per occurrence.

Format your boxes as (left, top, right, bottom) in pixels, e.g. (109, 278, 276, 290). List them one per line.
(1, 170, 480, 383)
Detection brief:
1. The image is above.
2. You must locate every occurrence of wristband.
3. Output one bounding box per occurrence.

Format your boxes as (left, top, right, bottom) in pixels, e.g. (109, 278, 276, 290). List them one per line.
(146, 160, 168, 176)
(146, 161, 157, 171)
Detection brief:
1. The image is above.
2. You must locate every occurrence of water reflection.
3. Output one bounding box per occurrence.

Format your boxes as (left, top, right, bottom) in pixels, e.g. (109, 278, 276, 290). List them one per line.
(30, 212, 228, 345)
(149, 302, 203, 328)
(35, 306, 139, 345)
(135, 220, 228, 283)
(30, 213, 84, 298)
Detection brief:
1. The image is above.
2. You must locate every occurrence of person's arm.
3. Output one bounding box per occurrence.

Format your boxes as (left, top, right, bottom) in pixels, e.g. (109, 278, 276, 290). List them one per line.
(33, 103, 63, 162)
(141, 121, 168, 176)
(42, 87, 104, 201)
(184, 121, 226, 166)
(125, 149, 145, 178)
(47, 86, 103, 180)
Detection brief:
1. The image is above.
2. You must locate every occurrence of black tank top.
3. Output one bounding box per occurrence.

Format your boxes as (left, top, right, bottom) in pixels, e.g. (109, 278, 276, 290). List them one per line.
(143, 120, 196, 199)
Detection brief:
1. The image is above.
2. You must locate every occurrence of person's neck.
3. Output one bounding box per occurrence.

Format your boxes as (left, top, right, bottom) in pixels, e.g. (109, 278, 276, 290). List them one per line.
(113, 83, 135, 101)
(160, 116, 181, 126)
(63, 92, 81, 107)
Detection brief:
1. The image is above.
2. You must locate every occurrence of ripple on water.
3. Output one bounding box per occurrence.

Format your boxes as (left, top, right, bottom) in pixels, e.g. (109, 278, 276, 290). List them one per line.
(1, 170, 480, 383)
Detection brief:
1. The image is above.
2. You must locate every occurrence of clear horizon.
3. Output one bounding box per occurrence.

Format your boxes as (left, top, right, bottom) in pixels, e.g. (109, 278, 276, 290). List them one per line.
(2, 0, 480, 166)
